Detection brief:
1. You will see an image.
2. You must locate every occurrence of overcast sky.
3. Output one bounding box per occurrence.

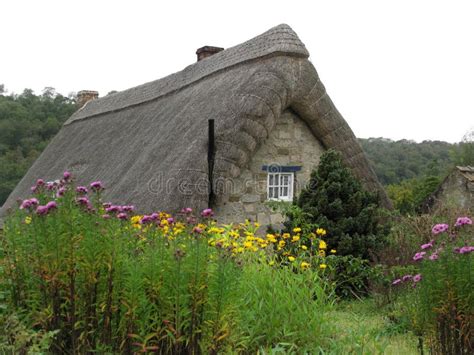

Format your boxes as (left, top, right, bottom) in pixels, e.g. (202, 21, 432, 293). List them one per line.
(1, 0, 473, 143)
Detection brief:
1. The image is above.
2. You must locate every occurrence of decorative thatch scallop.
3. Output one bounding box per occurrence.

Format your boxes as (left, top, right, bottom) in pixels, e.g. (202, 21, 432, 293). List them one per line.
(0, 24, 390, 220)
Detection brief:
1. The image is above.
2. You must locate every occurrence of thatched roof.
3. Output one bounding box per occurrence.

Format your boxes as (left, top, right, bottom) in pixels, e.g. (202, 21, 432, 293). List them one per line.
(0, 24, 390, 220)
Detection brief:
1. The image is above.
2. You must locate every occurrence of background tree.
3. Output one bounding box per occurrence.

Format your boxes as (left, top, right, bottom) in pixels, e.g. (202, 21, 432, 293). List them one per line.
(0, 88, 76, 205)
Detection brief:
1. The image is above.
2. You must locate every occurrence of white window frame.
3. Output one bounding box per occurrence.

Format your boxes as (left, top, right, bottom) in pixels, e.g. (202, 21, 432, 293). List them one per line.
(267, 172, 294, 201)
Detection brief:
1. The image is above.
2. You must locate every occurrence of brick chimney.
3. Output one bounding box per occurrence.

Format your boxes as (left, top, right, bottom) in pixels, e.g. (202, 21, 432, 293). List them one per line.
(196, 46, 224, 62)
(77, 90, 99, 108)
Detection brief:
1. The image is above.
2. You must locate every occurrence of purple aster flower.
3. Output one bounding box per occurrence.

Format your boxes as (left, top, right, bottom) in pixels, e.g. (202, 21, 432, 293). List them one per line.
(121, 205, 135, 212)
(140, 215, 153, 224)
(90, 181, 103, 191)
(20, 199, 33, 210)
(457, 246, 473, 254)
(36, 205, 49, 215)
(413, 274, 422, 283)
(102, 214, 111, 219)
(150, 212, 159, 220)
(201, 208, 214, 218)
(117, 212, 128, 220)
(63, 171, 72, 181)
(455, 217, 472, 227)
(167, 217, 174, 224)
(413, 252, 426, 261)
(76, 186, 88, 194)
(36, 179, 45, 186)
(56, 187, 66, 197)
(402, 275, 413, 282)
(392, 278, 402, 285)
(106, 205, 122, 213)
(46, 201, 57, 210)
(29, 198, 39, 206)
(429, 253, 439, 260)
(181, 207, 193, 214)
(432, 223, 449, 235)
(421, 241, 434, 250)
(193, 226, 203, 234)
(76, 197, 90, 206)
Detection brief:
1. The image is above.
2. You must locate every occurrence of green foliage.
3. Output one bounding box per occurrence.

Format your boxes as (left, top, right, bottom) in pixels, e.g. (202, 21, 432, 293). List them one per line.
(236, 261, 333, 352)
(293, 149, 389, 259)
(387, 175, 441, 215)
(390, 215, 473, 353)
(359, 138, 455, 186)
(0, 87, 76, 205)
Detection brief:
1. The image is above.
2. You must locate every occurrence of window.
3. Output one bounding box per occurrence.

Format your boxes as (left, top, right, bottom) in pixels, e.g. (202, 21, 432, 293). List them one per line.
(267, 172, 294, 201)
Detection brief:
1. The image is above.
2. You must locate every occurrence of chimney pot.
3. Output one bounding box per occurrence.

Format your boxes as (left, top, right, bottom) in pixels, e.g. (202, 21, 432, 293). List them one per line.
(196, 46, 224, 62)
(77, 90, 99, 108)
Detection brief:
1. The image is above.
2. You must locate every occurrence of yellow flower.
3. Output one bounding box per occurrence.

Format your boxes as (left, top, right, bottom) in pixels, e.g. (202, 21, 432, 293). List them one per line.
(300, 261, 310, 270)
(319, 240, 327, 250)
(291, 235, 300, 242)
(282, 233, 290, 239)
(330, 249, 336, 254)
(318, 250, 326, 257)
(288, 256, 295, 262)
(301, 245, 308, 250)
(269, 260, 275, 266)
(293, 227, 302, 233)
(24, 216, 32, 224)
(278, 240, 286, 248)
(254, 222, 260, 228)
(243, 241, 253, 249)
(316, 228, 327, 236)
(319, 264, 327, 269)
(266, 234, 277, 243)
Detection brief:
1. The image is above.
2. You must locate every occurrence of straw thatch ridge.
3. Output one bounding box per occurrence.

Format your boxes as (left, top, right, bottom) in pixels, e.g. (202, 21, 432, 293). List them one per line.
(0, 24, 390, 221)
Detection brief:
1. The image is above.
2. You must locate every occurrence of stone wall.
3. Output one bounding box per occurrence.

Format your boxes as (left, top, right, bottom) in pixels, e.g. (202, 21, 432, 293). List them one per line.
(215, 109, 325, 228)
(431, 171, 474, 210)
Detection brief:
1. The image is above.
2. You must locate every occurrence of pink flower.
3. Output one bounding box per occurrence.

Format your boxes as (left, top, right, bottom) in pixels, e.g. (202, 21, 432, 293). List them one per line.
(76, 197, 90, 206)
(201, 208, 214, 218)
(76, 186, 88, 194)
(140, 215, 153, 224)
(193, 226, 203, 234)
(56, 187, 66, 197)
(455, 246, 474, 254)
(402, 275, 413, 282)
(36, 179, 45, 186)
(63, 171, 72, 180)
(36, 205, 49, 215)
(413, 252, 426, 261)
(117, 212, 128, 220)
(421, 241, 434, 250)
(432, 223, 449, 235)
(455, 217, 472, 227)
(392, 278, 402, 285)
(167, 217, 174, 224)
(121, 205, 135, 212)
(429, 253, 439, 260)
(150, 213, 159, 220)
(46, 201, 57, 210)
(90, 181, 103, 191)
(106, 205, 122, 213)
(20, 198, 39, 210)
(102, 214, 111, 219)
(181, 207, 193, 214)
(413, 274, 422, 283)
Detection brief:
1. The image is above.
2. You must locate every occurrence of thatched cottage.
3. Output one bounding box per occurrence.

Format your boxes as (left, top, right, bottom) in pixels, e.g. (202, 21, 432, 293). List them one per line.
(0, 24, 389, 225)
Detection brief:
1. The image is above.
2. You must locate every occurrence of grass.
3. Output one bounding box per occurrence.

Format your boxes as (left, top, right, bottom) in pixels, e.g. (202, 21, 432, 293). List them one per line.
(326, 298, 419, 354)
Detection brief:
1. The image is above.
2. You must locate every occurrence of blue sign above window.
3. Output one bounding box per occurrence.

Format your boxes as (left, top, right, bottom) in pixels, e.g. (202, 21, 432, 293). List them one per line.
(262, 165, 302, 173)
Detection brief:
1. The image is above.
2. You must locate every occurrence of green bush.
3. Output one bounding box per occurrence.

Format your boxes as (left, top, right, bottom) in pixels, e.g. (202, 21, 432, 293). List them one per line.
(291, 149, 389, 260)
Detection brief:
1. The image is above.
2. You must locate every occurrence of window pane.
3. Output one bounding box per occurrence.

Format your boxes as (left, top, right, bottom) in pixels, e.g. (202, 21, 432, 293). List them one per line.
(283, 175, 289, 185)
(283, 186, 288, 197)
(269, 174, 274, 185)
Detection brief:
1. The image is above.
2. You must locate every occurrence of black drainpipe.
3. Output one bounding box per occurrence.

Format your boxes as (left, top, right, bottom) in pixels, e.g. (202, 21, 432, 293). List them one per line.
(208, 119, 215, 207)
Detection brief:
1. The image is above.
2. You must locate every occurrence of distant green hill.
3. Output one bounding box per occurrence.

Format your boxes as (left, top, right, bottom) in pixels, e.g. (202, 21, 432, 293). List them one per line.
(0, 87, 76, 205)
(358, 138, 456, 185)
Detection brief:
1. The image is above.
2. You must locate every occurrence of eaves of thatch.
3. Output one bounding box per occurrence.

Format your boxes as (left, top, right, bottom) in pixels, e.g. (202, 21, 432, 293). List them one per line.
(0, 24, 391, 220)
